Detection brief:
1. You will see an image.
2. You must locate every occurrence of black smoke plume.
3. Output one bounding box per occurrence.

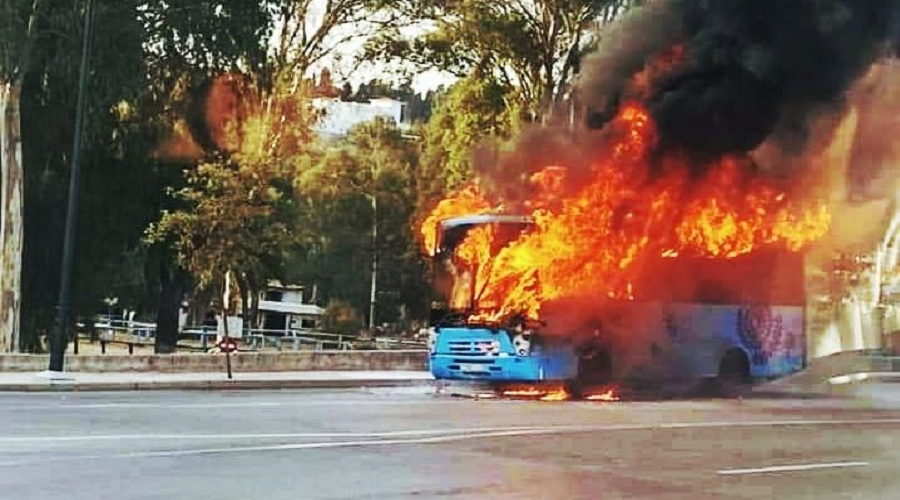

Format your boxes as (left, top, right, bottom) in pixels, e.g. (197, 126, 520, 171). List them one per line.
(581, 0, 900, 162)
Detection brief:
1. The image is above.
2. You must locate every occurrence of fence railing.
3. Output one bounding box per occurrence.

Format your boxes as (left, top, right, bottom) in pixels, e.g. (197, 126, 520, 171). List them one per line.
(74, 317, 426, 354)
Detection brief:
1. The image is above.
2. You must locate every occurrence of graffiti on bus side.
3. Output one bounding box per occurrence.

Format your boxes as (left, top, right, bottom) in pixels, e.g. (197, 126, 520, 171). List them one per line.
(736, 307, 799, 365)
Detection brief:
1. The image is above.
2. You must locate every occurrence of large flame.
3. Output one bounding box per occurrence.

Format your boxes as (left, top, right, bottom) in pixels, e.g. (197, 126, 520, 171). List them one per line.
(420, 185, 491, 256)
(422, 103, 831, 322)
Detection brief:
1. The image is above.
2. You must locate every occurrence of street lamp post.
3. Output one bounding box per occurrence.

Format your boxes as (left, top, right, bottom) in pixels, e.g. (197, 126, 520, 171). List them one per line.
(48, 0, 94, 372)
(369, 192, 377, 331)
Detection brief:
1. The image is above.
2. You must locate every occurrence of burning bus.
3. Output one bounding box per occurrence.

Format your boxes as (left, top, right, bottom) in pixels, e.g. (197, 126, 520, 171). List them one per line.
(427, 213, 806, 394)
(420, 102, 828, 396)
(410, 0, 900, 395)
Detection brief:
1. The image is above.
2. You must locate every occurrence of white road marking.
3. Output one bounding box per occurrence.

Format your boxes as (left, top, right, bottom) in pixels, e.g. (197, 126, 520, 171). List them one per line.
(0, 418, 898, 466)
(0, 426, 551, 443)
(718, 461, 870, 475)
(0, 429, 591, 465)
(3, 418, 900, 444)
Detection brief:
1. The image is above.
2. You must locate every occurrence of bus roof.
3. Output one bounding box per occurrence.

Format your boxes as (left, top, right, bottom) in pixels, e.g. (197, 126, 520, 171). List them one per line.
(439, 214, 533, 229)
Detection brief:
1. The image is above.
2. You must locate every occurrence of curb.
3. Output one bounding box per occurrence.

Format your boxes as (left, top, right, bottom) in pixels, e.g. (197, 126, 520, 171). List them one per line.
(0, 378, 435, 393)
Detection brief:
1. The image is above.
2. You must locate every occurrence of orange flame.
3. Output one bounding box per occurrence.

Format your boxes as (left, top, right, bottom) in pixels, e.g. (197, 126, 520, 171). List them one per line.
(424, 103, 831, 322)
(501, 386, 571, 401)
(539, 388, 571, 401)
(420, 185, 491, 256)
(585, 389, 620, 402)
(502, 388, 544, 397)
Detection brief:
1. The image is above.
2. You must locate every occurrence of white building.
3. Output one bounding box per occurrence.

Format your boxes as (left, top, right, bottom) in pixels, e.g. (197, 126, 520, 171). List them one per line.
(256, 282, 325, 334)
(313, 97, 408, 137)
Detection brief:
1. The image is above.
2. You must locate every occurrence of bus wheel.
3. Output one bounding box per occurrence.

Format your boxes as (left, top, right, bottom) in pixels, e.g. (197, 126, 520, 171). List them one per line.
(565, 380, 583, 400)
(717, 349, 750, 397)
(572, 350, 611, 399)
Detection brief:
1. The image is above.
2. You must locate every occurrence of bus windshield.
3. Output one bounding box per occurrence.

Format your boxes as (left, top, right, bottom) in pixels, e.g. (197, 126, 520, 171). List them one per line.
(432, 215, 533, 316)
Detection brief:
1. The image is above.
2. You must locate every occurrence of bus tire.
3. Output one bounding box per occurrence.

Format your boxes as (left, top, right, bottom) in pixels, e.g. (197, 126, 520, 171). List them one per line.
(577, 350, 612, 385)
(716, 348, 750, 397)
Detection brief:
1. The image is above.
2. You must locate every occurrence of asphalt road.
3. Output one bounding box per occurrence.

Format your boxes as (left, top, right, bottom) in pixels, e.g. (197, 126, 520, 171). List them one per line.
(1, 386, 899, 500)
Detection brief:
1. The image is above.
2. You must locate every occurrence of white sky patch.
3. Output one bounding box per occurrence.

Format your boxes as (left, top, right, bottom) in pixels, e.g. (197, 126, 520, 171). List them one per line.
(271, 1, 456, 96)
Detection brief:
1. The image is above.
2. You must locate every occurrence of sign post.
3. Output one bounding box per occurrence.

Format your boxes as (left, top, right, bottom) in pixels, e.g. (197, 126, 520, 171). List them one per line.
(221, 271, 234, 380)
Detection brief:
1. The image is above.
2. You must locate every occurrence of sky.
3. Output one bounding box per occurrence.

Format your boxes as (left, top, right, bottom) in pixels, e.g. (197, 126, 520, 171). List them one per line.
(295, 1, 458, 96)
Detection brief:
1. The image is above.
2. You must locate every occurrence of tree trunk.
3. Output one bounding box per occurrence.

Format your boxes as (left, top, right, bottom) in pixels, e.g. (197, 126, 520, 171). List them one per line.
(369, 194, 378, 330)
(155, 262, 184, 354)
(0, 82, 24, 353)
(250, 282, 260, 330)
(236, 273, 249, 335)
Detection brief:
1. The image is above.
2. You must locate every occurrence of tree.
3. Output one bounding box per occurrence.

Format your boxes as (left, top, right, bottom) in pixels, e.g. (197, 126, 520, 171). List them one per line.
(418, 75, 517, 203)
(136, 1, 275, 352)
(2, 0, 163, 353)
(293, 117, 424, 328)
(367, 0, 642, 123)
(268, 0, 398, 77)
(141, 0, 395, 350)
(2, 1, 277, 354)
(146, 157, 299, 300)
(0, 0, 45, 352)
(145, 74, 317, 347)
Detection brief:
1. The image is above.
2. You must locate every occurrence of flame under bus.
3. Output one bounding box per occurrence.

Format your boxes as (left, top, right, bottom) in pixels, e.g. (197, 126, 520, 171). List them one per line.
(428, 214, 806, 393)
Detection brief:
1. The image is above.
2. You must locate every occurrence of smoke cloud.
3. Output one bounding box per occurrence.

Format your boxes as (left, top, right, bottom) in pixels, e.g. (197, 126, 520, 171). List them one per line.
(472, 0, 900, 208)
(582, 0, 900, 163)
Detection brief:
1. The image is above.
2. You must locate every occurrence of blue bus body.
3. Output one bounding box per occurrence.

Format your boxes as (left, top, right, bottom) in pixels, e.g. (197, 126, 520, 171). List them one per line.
(429, 303, 804, 385)
(430, 327, 578, 382)
(428, 215, 806, 386)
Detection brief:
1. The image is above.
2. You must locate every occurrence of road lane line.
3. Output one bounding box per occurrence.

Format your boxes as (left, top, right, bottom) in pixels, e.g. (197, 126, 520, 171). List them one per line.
(2, 418, 900, 444)
(1, 419, 899, 466)
(0, 427, 552, 443)
(0, 429, 577, 465)
(718, 462, 870, 475)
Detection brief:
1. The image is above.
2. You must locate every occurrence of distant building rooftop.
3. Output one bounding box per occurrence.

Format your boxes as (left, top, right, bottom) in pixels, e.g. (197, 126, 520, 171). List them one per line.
(257, 300, 324, 317)
(313, 97, 409, 137)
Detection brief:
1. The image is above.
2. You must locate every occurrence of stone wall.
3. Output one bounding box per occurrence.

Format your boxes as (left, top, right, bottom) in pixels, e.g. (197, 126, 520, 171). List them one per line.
(0, 350, 429, 373)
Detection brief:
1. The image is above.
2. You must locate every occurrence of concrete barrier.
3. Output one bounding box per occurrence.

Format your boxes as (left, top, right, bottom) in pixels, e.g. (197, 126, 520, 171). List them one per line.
(0, 350, 429, 373)
(754, 350, 898, 396)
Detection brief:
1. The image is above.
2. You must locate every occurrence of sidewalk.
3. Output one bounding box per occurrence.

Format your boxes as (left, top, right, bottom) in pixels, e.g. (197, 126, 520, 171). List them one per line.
(0, 370, 435, 392)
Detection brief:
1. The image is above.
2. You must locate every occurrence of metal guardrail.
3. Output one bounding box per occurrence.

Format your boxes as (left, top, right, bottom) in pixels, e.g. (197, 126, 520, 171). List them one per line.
(75, 317, 426, 354)
(179, 327, 360, 351)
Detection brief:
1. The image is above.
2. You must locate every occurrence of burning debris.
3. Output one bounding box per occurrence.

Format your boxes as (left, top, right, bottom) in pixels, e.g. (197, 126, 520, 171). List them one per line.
(501, 387, 546, 398)
(500, 385, 570, 401)
(420, 0, 900, 326)
(585, 389, 620, 402)
(498, 384, 620, 402)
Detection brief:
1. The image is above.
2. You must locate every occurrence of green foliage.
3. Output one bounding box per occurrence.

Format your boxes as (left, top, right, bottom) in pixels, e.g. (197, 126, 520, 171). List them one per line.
(11, 0, 276, 350)
(367, 0, 641, 121)
(140, 0, 270, 76)
(291, 118, 426, 324)
(323, 299, 362, 335)
(1, 0, 649, 348)
(418, 76, 516, 200)
(146, 155, 298, 291)
(14, 1, 171, 349)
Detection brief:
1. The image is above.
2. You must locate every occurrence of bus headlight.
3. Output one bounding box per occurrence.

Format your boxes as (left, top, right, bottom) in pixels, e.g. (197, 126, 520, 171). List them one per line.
(512, 332, 531, 356)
